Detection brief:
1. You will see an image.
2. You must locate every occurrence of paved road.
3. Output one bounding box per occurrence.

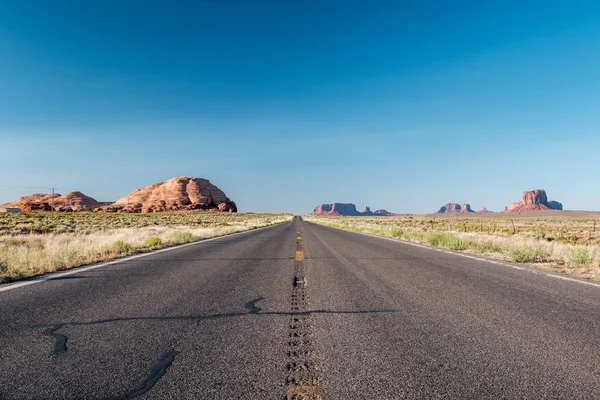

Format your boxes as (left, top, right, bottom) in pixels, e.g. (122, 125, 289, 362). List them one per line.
(1, 218, 600, 399)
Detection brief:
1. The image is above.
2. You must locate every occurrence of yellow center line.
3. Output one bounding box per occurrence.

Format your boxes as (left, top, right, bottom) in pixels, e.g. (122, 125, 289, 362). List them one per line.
(287, 384, 323, 400)
(295, 250, 304, 261)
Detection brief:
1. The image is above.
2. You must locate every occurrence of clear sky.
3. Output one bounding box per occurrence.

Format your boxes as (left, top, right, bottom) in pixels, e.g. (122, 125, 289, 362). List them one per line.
(1, 1, 599, 214)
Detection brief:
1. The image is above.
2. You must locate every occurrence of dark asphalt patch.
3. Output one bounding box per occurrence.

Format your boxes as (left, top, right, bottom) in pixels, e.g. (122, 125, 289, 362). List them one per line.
(42, 325, 68, 355)
(106, 349, 179, 400)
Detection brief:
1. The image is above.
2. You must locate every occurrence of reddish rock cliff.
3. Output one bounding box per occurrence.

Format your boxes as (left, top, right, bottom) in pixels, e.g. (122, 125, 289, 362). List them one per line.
(101, 176, 236, 213)
(504, 189, 562, 212)
(1, 191, 102, 212)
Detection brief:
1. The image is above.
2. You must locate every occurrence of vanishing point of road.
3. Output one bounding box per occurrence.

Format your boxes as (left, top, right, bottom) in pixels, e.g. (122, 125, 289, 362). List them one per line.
(2, 217, 600, 399)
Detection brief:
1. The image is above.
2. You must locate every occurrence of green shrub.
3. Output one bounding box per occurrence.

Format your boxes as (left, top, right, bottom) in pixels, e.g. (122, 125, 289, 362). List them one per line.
(474, 241, 505, 254)
(112, 240, 134, 255)
(390, 228, 405, 238)
(167, 231, 194, 244)
(507, 246, 550, 263)
(0, 259, 8, 273)
(569, 246, 591, 268)
(426, 232, 472, 250)
(567, 234, 579, 243)
(145, 236, 162, 247)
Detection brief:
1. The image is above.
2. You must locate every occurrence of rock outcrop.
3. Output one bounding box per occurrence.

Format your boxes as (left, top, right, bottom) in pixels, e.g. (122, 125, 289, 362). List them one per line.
(1, 191, 103, 212)
(477, 207, 494, 214)
(547, 201, 563, 210)
(312, 203, 362, 216)
(311, 203, 396, 216)
(99, 176, 237, 213)
(437, 203, 474, 214)
(504, 189, 562, 212)
(374, 209, 396, 216)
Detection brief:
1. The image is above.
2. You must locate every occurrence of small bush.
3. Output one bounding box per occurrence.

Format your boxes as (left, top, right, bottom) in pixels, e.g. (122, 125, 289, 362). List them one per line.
(167, 231, 194, 244)
(569, 246, 591, 268)
(426, 232, 472, 250)
(507, 246, 550, 263)
(390, 228, 405, 238)
(145, 236, 162, 247)
(474, 241, 505, 254)
(112, 240, 134, 255)
(0, 260, 8, 273)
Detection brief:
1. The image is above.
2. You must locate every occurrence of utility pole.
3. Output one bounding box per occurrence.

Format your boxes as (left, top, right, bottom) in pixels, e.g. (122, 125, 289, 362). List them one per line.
(51, 187, 55, 212)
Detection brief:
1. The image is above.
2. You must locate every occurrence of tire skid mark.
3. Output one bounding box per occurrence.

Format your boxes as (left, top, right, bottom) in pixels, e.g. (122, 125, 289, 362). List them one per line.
(106, 349, 179, 400)
(286, 220, 323, 400)
(43, 325, 68, 355)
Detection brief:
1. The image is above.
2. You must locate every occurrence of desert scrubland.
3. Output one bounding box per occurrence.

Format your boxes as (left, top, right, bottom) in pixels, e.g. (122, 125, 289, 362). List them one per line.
(0, 212, 292, 283)
(305, 211, 600, 281)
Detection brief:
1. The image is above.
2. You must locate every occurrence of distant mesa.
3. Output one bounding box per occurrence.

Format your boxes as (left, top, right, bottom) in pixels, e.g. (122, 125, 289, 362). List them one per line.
(437, 203, 495, 214)
(373, 209, 396, 216)
(98, 176, 237, 213)
(437, 203, 474, 214)
(547, 200, 563, 210)
(504, 189, 563, 212)
(311, 203, 396, 216)
(0, 191, 103, 212)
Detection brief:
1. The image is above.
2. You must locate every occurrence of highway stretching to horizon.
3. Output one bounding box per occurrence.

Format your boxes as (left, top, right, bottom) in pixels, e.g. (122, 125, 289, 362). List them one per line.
(1, 217, 600, 399)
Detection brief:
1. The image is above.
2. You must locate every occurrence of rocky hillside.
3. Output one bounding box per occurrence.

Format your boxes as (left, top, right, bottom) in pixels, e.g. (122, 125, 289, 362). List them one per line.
(99, 176, 237, 213)
(0, 191, 103, 212)
(504, 189, 563, 212)
(311, 203, 395, 216)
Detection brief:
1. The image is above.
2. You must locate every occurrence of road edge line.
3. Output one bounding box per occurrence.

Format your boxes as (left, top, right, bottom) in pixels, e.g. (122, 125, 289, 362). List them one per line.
(305, 221, 600, 289)
(0, 222, 288, 294)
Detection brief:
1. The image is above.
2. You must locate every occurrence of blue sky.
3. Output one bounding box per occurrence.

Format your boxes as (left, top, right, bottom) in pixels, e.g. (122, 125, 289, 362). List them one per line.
(1, 1, 599, 213)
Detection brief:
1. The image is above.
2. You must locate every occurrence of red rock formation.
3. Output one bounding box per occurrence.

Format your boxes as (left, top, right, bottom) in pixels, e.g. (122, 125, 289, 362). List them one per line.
(438, 203, 474, 213)
(312, 203, 361, 216)
(504, 189, 562, 212)
(311, 203, 395, 216)
(477, 207, 494, 214)
(460, 204, 474, 213)
(100, 176, 236, 213)
(1, 192, 102, 212)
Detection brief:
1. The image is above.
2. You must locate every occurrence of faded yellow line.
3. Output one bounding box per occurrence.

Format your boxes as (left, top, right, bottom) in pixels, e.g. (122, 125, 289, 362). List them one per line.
(287, 384, 322, 400)
(295, 250, 304, 261)
(297, 235, 302, 241)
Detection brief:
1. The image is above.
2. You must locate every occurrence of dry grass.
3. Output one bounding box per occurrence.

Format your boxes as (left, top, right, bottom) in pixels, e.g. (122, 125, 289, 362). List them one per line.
(305, 215, 600, 281)
(0, 213, 292, 283)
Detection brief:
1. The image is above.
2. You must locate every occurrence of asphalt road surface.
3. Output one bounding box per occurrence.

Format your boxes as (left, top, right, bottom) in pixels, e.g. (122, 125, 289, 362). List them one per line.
(2, 218, 600, 399)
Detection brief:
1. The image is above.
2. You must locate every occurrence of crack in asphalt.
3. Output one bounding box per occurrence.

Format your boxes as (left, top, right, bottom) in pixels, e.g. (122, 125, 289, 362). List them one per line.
(105, 349, 179, 400)
(43, 325, 68, 355)
(29, 309, 399, 331)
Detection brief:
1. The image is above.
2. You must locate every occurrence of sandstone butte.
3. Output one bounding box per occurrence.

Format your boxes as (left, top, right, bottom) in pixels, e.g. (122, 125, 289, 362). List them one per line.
(437, 203, 474, 214)
(97, 176, 237, 213)
(311, 203, 396, 216)
(0, 191, 103, 212)
(504, 189, 563, 212)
